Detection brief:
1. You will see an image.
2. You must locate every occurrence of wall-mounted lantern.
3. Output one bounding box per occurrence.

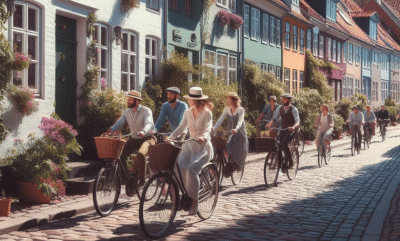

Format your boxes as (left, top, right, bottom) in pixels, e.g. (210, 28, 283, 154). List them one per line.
(114, 26, 122, 45)
(6, 0, 16, 15)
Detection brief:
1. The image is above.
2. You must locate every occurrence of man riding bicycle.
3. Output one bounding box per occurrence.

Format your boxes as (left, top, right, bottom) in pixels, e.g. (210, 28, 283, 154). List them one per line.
(363, 105, 376, 136)
(346, 106, 364, 149)
(154, 87, 188, 134)
(377, 104, 390, 125)
(255, 96, 281, 136)
(108, 90, 155, 186)
(266, 93, 300, 169)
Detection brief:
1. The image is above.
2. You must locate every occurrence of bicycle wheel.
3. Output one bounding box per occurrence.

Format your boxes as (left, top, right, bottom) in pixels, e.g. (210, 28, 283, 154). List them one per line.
(324, 143, 331, 165)
(211, 149, 224, 186)
(382, 125, 386, 141)
(93, 167, 121, 217)
(351, 133, 355, 156)
(317, 141, 323, 167)
(231, 164, 244, 185)
(356, 132, 361, 154)
(139, 173, 178, 239)
(264, 151, 279, 188)
(364, 129, 369, 150)
(137, 162, 157, 201)
(197, 163, 219, 220)
(287, 148, 299, 180)
(297, 132, 305, 157)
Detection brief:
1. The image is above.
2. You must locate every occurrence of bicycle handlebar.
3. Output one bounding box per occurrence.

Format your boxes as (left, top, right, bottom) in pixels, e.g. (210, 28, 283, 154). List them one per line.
(269, 127, 290, 131)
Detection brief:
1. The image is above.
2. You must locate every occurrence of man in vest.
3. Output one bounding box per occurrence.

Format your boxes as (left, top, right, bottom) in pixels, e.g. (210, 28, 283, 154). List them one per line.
(266, 93, 300, 168)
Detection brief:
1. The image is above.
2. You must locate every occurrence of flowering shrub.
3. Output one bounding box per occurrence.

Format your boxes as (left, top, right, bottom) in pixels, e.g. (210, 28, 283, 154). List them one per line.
(39, 117, 79, 147)
(229, 13, 243, 30)
(217, 10, 230, 26)
(7, 85, 39, 115)
(121, 0, 139, 11)
(11, 52, 30, 71)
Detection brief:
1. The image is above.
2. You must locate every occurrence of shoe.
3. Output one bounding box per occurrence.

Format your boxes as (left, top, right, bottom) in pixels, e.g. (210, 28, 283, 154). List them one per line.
(187, 201, 198, 216)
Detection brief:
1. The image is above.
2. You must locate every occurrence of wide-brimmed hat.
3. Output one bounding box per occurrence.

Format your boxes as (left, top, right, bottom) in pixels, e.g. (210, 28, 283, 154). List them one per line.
(227, 92, 240, 99)
(281, 93, 292, 99)
(166, 87, 180, 95)
(269, 96, 277, 101)
(126, 90, 142, 100)
(183, 87, 209, 100)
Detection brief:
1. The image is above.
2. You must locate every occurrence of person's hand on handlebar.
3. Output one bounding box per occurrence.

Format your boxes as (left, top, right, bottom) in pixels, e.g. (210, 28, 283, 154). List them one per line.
(138, 131, 145, 137)
(197, 136, 205, 143)
(231, 129, 237, 135)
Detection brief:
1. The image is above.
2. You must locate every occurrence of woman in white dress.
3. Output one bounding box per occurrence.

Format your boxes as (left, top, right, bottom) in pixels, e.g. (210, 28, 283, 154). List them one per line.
(168, 87, 214, 216)
(213, 93, 248, 173)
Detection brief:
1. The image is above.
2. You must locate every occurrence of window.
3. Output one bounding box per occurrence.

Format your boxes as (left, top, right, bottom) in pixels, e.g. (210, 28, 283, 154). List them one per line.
(268, 64, 275, 75)
(169, 0, 178, 11)
(381, 81, 389, 101)
(332, 40, 337, 62)
(285, 22, 290, 49)
(93, 24, 109, 90)
(327, 38, 332, 60)
(337, 42, 341, 63)
(217, 53, 227, 82)
(185, 0, 192, 16)
(355, 46, 360, 65)
(348, 78, 353, 96)
(292, 0, 299, 4)
(217, 0, 236, 12)
(12, 3, 41, 95)
(348, 43, 353, 63)
(292, 69, 298, 93)
(382, 54, 388, 70)
(319, 35, 324, 58)
(363, 49, 369, 68)
(251, 8, 261, 41)
(300, 71, 305, 88)
(244, 5, 249, 38)
(229, 56, 237, 83)
(284, 68, 290, 92)
(262, 13, 269, 44)
(306, 29, 312, 51)
(145, 37, 158, 80)
(146, 0, 159, 11)
(121, 31, 137, 92)
(372, 82, 379, 101)
(293, 25, 298, 51)
(327, 0, 337, 22)
(370, 21, 377, 41)
(391, 83, 400, 103)
(204, 50, 216, 73)
(343, 42, 347, 62)
(313, 32, 318, 56)
(355, 79, 361, 94)
(261, 63, 268, 72)
(342, 77, 347, 97)
(270, 16, 276, 46)
(276, 67, 282, 80)
(300, 29, 305, 54)
(276, 19, 281, 48)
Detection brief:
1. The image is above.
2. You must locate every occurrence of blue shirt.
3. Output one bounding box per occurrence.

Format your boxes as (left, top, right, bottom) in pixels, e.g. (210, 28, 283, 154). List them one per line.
(111, 105, 154, 134)
(272, 105, 301, 124)
(154, 100, 188, 132)
(261, 103, 280, 121)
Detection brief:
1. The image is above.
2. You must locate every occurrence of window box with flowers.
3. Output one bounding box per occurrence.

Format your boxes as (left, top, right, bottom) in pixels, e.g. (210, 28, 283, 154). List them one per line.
(4, 116, 82, 204)
(229, 13, 243, 30)
(7, 85, 39, 116)
(11, 52, 30, 71)
(217, 10, 230, 27)
(121, 0, 139, 11)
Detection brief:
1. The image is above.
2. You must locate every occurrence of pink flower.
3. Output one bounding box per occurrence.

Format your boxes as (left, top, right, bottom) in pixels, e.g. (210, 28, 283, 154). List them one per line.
(97, 48, 101, 53)
(101, 77, 107, 87)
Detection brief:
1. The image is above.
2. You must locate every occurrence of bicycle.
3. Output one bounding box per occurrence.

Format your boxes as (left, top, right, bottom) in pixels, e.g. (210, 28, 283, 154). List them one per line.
(292, 130, 305, 157)
(139, 138, 219, 239)
(263, 127, 300, 188)
(378, 119, 389, 142)
(317, 131, 331, 167)
(363, 122, 373, 150)
(350, 125, 361, 156)
(92, 132, 157, 217)
(211, 131, 244, 186)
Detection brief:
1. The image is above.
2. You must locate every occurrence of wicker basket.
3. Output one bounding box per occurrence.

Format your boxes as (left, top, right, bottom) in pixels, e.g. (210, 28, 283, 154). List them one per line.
(254, 137, 276, 152)
(148, 143, 181, 172)
(94, 137, 127, 159)
(211, 131, 229, 150)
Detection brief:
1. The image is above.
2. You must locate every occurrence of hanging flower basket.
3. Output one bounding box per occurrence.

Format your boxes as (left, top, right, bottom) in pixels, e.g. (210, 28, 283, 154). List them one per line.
(121, 0, 139, 11)
(11, 52, 30, 71)
(217, 10, 230, 27)
(229, 13, 243, 30)
(7, 85, 39, 116)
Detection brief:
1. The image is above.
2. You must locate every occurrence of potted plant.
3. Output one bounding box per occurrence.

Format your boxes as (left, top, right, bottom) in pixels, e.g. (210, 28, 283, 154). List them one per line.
(0, 190, 12, 216)
(229, 13, 243, 30)
(217, 10, 230, 27)
(121, 0, 139, 11)
(7, 85, 39, 116)
(11, 52, 30, 71)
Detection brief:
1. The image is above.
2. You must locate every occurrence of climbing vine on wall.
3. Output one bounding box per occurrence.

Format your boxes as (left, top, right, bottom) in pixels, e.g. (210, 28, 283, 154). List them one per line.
(201, 0, 216, 46)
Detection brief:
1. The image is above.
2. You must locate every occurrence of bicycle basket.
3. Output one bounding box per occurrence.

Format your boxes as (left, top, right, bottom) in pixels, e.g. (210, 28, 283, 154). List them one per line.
(148, 143, 181, 172)
(94, 137, 127, 159)
(254, 137, 275, 152)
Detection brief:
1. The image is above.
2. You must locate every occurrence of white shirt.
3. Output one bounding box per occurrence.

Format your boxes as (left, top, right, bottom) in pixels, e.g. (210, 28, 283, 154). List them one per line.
(213, 107, 245, 132)
(319, 115, 328, 130)
(170, 107, 213, 141)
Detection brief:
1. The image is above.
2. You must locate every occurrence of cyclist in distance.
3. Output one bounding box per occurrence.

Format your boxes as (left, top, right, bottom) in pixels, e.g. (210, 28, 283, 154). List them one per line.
(314, 104, 334, 150)
(255, 95, 281, 136)
(363, 105, 376, 136)
(346, 106, 364, 149)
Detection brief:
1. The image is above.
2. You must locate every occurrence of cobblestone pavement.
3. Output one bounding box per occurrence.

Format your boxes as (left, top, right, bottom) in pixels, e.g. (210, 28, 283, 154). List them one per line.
(380, 181, 400, 241)
(1, 132, 400, 241)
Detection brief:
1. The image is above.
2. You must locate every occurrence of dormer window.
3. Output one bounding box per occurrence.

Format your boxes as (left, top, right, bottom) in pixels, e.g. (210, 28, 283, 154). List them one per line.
(369, 20, 377, 41)
(326, 0, 337, 22)
(292, 0, 299, 4)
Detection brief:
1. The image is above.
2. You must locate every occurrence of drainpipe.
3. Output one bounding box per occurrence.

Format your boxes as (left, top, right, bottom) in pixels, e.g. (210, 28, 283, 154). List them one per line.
(389, 49, 394, 99)
(240, 0, 244, 97)
(199, 1, 204, 82)
(163, 0, 168, 57)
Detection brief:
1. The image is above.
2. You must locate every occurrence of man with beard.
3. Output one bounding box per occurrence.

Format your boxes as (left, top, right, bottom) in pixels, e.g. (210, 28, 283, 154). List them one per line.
(266, 93, 300, 169)
(108, 90, 155, 188)
(154, 87, 188, 134)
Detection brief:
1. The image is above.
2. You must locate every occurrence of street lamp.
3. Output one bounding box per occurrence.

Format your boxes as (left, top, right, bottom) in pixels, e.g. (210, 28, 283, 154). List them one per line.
(6, 0, 16, 15)
(114, 26, 122, 45)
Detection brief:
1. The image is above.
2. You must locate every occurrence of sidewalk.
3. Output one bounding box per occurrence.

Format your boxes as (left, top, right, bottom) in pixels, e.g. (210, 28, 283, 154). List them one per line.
(0, 125, 399, 236)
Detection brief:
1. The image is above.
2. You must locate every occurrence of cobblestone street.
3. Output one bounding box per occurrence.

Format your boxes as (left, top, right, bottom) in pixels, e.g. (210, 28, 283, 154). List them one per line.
(1, 132, 400, 241)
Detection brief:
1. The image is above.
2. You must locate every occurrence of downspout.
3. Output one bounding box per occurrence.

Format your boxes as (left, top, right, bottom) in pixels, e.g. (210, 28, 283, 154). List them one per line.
(200, 0, 204, 82)
(389, 49, 394, 99)
(240, 0, 244, 97)
(163, 0, 168, 57)
(281, 13, 289, 85)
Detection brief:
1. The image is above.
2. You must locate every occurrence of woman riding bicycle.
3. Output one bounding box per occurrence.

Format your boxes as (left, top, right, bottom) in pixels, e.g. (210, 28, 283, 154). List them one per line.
(313, 104, 334, 150)
(212, 92, 248, 175)
(167, 87, 214, 216)
(363, 105, 376, 136)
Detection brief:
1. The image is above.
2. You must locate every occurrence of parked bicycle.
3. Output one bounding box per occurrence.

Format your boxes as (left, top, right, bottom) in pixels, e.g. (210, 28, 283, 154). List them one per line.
(350, 125, 361, 156)
(317, 132, 331, 167)
(263, 127, 300, 188)
(363, 122, 372, 150)
(92, 132, 157, 217)
(139, 137, 219, 239)
(377, 119, 389, 142)
(211, 131, 244, 186)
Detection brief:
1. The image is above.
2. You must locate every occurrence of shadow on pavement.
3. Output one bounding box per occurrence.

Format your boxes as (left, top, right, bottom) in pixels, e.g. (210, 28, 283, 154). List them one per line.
(222, 184, 267, 196)
(298, 165, 319, 171)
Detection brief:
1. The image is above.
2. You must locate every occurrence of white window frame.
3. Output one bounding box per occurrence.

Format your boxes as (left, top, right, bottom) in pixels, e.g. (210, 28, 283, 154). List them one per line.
(94, 23, 110, 90)
(292, 69, 298, 93)
(306, 29, 312, 51)
(11, 2, 41, 96)
(228, 56, 237, 84)
(268, 64, 275, 75)
(204, 50, 216, 73)
(217, 0, 236, 13)
(121, 31, 138, 92)
(313, 32, 318, 56)
(269, 16, 276, 46)
(332, 40, 337, 62)
(381, 81, 388, 101)
(284, 68, 290, 92)
(319, 35, 324, 58)
(355, 79, 361, 94)
(146, 0, 159, 11)
(251, 8, 260, 41)
(276, 67, 282, 80)
(300, 29, 305, 54)
(355, 46, 360, 65)
(262, 13, 269, 44)
(276, 18, 281, 48)
(348, 78, 354, 96)
(338, 42, 341, 63)
(300, 71, 304, 88)
(244, 5, 250, 38)
(285, 22, 290, 49)
(292, 25, 298, 52)
(343, 42, 347, 63)
(342, 77, 347, 97)
(327, 38, 332, 60)
(217, 53, 228, 83)
(145, 36, 158, 80)
(348, 43, 353, 63)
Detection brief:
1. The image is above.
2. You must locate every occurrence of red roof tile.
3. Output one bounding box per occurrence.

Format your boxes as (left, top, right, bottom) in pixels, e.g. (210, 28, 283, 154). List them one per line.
(300, 0, 325, 22)
(289, 7, 311, 24)
(349, 11, 376, 18)
(271, 0, 289, 9)
(382, 0, 400, 19)
(377, 23, 400, 51)
(342, 0, 363, 12)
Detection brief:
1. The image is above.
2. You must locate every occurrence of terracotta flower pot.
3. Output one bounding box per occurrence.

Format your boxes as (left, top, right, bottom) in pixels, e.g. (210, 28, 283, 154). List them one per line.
(0, 199, 12, 216)
(17, 181, 51, 204)
(335, 130, 342, 140)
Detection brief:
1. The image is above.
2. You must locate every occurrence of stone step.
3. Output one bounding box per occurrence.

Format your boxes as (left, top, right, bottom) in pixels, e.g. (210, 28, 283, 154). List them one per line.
(66, 176, 96, 195)
(67, 161, 104, 179)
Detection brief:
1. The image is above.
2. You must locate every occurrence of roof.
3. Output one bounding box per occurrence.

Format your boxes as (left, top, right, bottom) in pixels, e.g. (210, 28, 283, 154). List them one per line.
(382, 0, 400, 19)
(377, 23, 400, 51)
(300, 0, 325, 22)
(349, 11, 376, 18)
(271, 0, 289, 9)
(342, 0, 363, 12)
